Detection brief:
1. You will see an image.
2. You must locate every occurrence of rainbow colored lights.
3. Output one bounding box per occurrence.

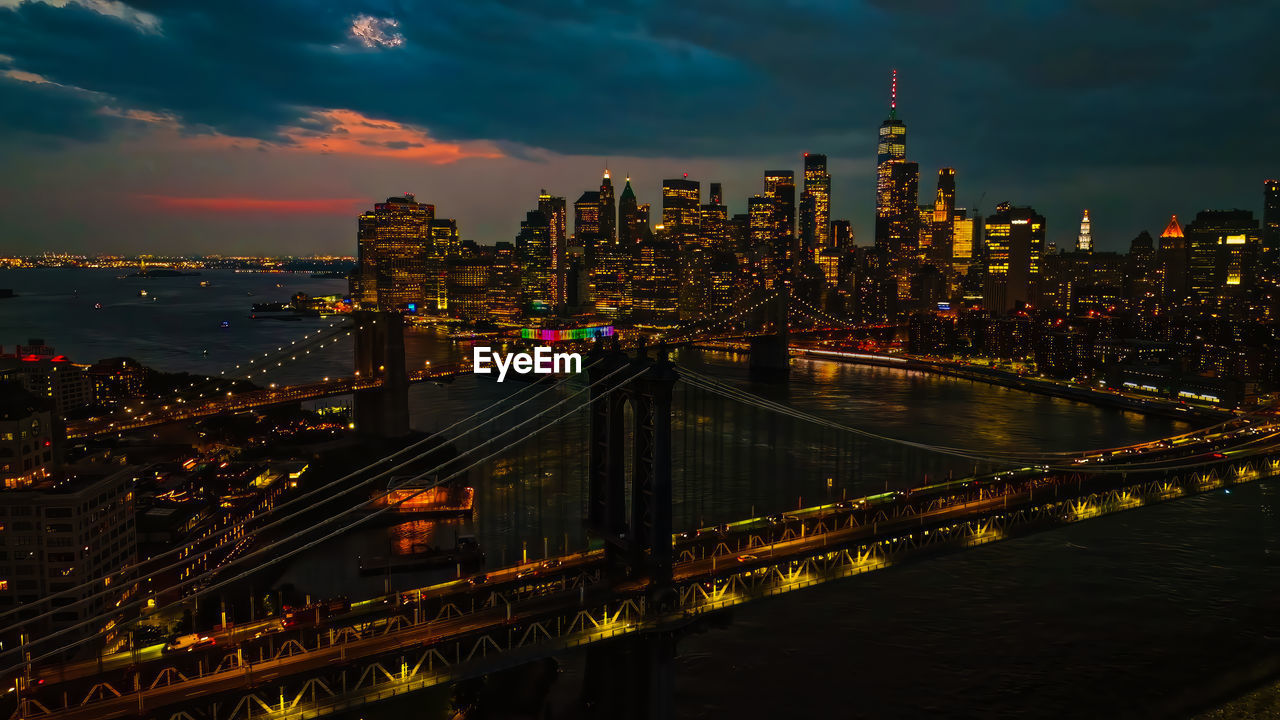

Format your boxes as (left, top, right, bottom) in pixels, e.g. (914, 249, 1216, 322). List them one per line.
(519, 325, 614, 343)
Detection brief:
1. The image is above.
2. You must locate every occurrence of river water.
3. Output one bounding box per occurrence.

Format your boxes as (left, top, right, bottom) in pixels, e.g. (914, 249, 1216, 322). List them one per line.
(2, 269, 1275, 718)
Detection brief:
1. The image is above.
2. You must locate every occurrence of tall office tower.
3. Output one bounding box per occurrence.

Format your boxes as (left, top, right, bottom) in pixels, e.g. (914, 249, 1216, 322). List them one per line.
(802, 153, 832, 249)
(662, 176, 701, 249)
(699, 194, 730, 250)
(1157, 215, 1187, 298)
(1184, 209, 1262, 299)
(831, 220, 853, 251)
(951, 209, 974, 269)
(537, 191, 567, 306)
(599, 169, 617, 246)
(632, 236, 680, 327)
(1264, 179, 1280, 251)
(516, 208, 552, 309)
(445, 255, 492, 320)
(353, 194, 433, 311)
(983, 202, 1045, 314)
(874, 70, 918, 267)
(748, 195, 775, 251)
(747, 195, 776, 283)
(764, 170, 797, 261)
(916, 206, 934, 261)
(932, 168, 957, 263)
(618, 177, 648, 246)
(488, 241, 522, 318)
(1077, 209, 1093, 252)
(424, 217, 458, 311)
(574, 190, 602, 254)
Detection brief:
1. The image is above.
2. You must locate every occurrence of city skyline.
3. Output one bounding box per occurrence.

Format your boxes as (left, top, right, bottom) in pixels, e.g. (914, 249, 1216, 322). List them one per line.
(1, 1, 1277, 255)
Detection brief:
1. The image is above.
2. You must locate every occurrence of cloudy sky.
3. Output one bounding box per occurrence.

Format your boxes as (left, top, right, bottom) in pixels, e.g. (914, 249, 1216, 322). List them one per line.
(0, 0, 1276, 255)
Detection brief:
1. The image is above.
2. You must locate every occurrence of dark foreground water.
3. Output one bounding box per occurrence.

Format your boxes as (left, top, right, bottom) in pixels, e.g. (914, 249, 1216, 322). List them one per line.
(2, 269, 1274, 717)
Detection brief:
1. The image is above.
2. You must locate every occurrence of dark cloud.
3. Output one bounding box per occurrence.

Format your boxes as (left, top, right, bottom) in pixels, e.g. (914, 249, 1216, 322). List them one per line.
(0, 0, 1276, 253)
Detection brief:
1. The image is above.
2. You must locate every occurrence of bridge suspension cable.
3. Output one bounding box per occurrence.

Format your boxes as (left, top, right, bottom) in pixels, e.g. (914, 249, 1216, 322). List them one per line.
(3, 360, 648, 672)
(99, 319, 356, 428)
(788, 295, 863, 330)
(0, 356, 579, 629)
(661, 289, 780, 343)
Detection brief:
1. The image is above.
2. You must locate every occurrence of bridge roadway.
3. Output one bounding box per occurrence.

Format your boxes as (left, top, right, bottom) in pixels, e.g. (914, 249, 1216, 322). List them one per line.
(14, 422, 1280, 720)
(65, 364, 469, 439)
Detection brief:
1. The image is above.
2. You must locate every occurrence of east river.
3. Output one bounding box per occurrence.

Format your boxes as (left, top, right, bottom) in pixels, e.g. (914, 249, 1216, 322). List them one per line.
(2, 268, 1277, 718)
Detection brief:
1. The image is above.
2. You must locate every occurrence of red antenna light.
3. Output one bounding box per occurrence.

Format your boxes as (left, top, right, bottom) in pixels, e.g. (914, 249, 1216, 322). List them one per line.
(683, 172, 688, 179)
(891, 68, 897, 111)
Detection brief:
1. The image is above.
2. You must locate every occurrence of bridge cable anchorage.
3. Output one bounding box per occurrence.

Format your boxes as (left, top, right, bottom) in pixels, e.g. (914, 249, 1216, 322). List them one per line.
(678, 368, 1280, 471)
(2, 361, 648, 673)
(0, 357, 598, 631)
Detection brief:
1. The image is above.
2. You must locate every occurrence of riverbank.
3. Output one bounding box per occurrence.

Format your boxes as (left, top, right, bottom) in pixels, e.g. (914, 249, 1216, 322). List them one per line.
(795, 348, 1235, 423)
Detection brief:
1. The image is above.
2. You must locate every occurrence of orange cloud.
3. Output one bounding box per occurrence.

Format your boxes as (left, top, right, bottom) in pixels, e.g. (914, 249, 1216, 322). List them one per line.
(137, 195, 368, 215)
(277, 109, 502, 162)
(117, 106, 503, 163)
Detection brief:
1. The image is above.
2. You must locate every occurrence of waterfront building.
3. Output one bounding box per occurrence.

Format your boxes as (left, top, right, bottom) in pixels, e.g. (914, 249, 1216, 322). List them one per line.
(352, 195, 433, 312)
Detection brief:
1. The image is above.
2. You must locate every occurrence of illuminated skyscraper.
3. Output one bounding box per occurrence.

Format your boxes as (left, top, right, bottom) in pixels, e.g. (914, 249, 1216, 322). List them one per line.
(444, 255, 491, 320)
(538, 191, 567, 306)
(353, 194, 433, 311)
(574, 190, 602, 251)
(599, 169, 616, 246)
(1077, 209, 1093, 253)
(748, 195, 774, 250)
(699, 192, 729, 250)
(951, 210, 974, 269)
(488, 241, 522, 318)
(1157, 214, 1187, 297)
(618, 177, 649, 246)
(875, 70, 918, 268)
(1184, 210, 1261, 299)
(764, 170, 796, 255)
(662, 176, 700, 249)
(633, 236, 680, 327)
(801, 153, 831, 250)
(516, 208, 552, 310)
(932, 168, 956, 263)
(983, 202, 1045, 314)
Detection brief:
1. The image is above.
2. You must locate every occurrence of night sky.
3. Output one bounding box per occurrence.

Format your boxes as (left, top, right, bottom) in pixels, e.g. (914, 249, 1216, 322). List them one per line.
(0, 0, 1276, 256)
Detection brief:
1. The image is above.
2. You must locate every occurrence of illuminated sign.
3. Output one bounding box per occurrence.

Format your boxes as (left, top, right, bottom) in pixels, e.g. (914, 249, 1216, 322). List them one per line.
(518, 325, 614, 343)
